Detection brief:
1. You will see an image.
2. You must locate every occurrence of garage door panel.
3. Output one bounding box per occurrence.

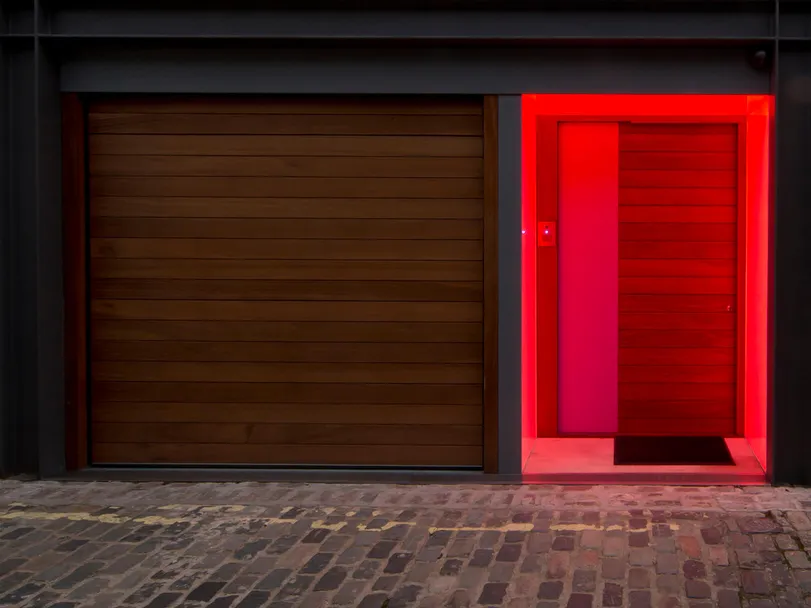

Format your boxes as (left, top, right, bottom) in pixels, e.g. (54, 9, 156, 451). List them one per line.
(91, 260, 484, 281)
(89, 97, 484, 116)
(90, 238, 483, 261)
(89, 113, 483, 136)
(92, 279, 483, 302)
(93, 362, 483, 384)
(92, 176, 483, 199)
(89, 96, 487, 468)
(91, 217, 483, 240)
(93, 341, 483, 364)
(89, 134, 483, 157)
(93, 381, 484, 405)
(93, 422, 483, 446)
(93, 403, 484, 425)
(91, 156, 484, 178)
(92, 443, 483, 467)
(90, 197, 485, 220)
(93, 320, 483, 343)
(91, 300, 483, 322)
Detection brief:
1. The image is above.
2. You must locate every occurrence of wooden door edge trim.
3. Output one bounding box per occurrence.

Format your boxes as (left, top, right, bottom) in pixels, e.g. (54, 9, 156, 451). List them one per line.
(535, 116, 559, 437)
(482, 96, 499, 473)
(63, 93, 89, 470)
(735, 118, 747, 437)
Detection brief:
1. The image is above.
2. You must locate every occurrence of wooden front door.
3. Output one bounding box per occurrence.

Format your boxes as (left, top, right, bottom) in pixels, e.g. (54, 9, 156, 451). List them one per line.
(618, 123, 739, 436)
(85, 95, 495, 468)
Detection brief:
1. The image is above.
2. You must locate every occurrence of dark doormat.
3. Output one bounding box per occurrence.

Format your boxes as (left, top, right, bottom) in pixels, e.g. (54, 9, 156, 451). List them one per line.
(613, 436, 735, 466)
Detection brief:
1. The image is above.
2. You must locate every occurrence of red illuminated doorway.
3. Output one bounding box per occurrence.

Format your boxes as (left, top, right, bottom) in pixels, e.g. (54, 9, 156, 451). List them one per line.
(521, 96, 771, 472)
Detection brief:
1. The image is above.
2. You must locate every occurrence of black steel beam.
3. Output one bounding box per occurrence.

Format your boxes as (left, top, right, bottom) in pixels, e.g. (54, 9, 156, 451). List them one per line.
(40, 9, 774, 42)
(771, 46, 811, 486)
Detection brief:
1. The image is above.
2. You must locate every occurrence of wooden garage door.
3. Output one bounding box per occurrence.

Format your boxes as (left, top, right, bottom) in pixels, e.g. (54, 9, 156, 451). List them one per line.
(87, 96, 492, 467)
(618, 123, 739, 436)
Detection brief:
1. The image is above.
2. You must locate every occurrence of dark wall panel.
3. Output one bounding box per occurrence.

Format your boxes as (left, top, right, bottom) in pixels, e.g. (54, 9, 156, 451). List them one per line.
(772, 48, 811, 485)
(61, 47, 770, 95)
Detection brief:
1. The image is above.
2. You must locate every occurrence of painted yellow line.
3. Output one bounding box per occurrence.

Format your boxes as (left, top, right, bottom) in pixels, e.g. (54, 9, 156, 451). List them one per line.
(0, 511, 185, 526)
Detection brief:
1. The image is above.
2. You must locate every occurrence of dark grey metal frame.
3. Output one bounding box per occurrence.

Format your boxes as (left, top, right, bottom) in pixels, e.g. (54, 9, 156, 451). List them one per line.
(3, 0, 811, 484)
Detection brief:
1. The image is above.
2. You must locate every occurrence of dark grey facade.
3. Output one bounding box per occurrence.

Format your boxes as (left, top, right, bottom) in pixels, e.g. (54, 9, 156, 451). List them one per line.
(1, 0, 809, 484)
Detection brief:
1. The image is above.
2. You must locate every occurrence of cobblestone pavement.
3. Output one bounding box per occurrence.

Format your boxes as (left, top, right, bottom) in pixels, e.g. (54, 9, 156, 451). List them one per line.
(1, 482, 811, 608)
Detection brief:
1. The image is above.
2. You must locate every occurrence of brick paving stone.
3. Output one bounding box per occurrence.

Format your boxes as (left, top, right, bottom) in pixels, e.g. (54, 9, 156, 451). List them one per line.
(567, 593, 594, 608)
(685, 580, 712, 599)
(602, 582, 623, 607)
(684, 559, 708, 579)
(742, 569, 772, 595)
(313, 566, 346, 592)
(547, 552, 570, 578)
(628, 590, 651, 608)
(470, 549, 493, 568)
(602, 558, 626, 580)
(553, 535, 576, 551)
(785, 551, 811, 569)
(582, 530, 603, 548)
(496, 544, 522, 562)
(478, 582, 507, 605)
(717, 589, 742, 608)
(630, 548, 655, 567)
(657, 553, 680, 575)
(628, 567, 650, 589)
(537, 581, 563, 599)
(573, 569, 597, 592)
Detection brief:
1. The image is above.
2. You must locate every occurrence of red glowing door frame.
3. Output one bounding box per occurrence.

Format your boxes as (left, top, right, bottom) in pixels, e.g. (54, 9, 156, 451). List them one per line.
(528, 97, 760, 440)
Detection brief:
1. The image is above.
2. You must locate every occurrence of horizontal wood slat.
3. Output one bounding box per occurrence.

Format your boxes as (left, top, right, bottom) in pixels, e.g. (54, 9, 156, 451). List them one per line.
(92, 279, 483, 302)
(90, 239, 483, 261)
(91, 260, 483, 281)
(89, 98, 485, 116)
(92, 176, 483, 199)
(90, 135, 483, 158)
(619, 206, 736, 223)
(618, 313, 735, 330)
(94, 320, 482, 343)
(92, 443, 483, 466)
(619, 400, 735, 419)
(619, 152, 736, 171)
(620, 259, 735, 278)
(619, 294, 735, 313)
(619, 242, 736, 259)
(88, 96, 487, 467)
(90, 155, 484, 178)
(93, 341, 483, 363)
(91, 218, 482, 240)
(90, 197, 485, 220)
(620, 134, 736, 152)
(620, 189, 736, 206)
(617, 122, 738, 435)
(93, 402, 484, 425)
(620, 330, 735, 348)
(89, 113, 483, 136)
(92, 422, 482, 446)
(619, 170, 736, 189)
(620, 223, 736, 242)
(93, 381, 484, 405)
(619, 348, 735, 366)
(93, 362, 483, 384)
(619, 383, 735, 401)
(619, 278, 736, 295)
(619, 365, 735, 384)
(92, 300, 483, 322)
(618, 419, 735, 435)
